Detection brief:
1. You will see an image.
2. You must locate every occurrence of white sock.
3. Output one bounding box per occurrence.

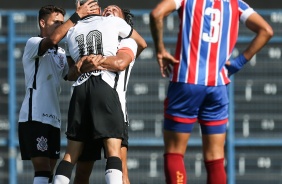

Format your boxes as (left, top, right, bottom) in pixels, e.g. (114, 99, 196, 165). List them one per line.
(105, 169, 122, 184)
(33, 177, 49, 184)
(53, 175, 70, 184)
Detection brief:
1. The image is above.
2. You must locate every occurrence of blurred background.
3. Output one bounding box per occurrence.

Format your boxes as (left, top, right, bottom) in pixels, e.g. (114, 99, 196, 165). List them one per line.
(0, 0, 282, 184)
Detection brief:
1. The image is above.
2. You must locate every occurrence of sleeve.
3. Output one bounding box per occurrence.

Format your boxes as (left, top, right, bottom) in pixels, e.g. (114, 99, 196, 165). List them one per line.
(238, 0, 256, 24)
(62, 54, 69, 79)
(64, 41, 71, 57)
(114, 17, 133, 39)
(118, 38, 138, 60)
(24, 37, 44, 59)
(174, 0, 183, 10)
(62, 60, 69, 80)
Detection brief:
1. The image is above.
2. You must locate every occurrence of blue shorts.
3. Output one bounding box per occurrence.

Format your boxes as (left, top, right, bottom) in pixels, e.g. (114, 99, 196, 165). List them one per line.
(164, 82, 229, 134)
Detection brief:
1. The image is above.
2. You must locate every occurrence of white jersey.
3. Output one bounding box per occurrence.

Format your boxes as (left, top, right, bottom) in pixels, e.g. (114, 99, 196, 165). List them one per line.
(18, 37, 68, 128)
(116, 38, 138, 122)
(65, 15, 133, 88)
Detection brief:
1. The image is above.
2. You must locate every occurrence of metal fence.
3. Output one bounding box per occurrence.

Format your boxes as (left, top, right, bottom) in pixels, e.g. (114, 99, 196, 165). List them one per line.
(0, 9, 282, 184)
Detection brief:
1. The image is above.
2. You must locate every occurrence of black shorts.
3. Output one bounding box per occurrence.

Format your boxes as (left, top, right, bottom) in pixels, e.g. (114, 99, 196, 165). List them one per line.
(78, 121, 129, 161)
(18, 121, 60, 160)
(66, 75, 125, 142)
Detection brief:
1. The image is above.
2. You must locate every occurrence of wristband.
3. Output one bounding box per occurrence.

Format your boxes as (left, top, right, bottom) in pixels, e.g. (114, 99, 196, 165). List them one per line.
(226, 54, 248, 76)
(69, 12, 81, 24)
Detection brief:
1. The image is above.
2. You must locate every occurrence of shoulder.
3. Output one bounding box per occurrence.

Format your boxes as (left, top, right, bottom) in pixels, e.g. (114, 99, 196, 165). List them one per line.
(119, 38, 137, 48)
(107, 16, 126, 23)
(26, 37, 43, 46)
(238, 0, 256, 23)
(119, 38, 138, 55)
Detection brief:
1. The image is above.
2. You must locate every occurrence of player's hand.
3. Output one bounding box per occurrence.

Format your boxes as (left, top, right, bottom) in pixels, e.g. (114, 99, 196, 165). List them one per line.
(157, 50, 179, 78)
(225, 54, 248, 76)
(76, 0, 99, 18)
(80, 54, 106, 73)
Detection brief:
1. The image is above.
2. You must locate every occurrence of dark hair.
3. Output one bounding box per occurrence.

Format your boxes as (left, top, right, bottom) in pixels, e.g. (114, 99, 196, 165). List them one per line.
(38, 5, 66, 22)
(122, 9, 134, 28)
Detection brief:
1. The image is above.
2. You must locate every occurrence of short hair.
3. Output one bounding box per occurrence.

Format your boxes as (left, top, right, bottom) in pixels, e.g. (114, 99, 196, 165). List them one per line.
(38, 5, 66, 22)
(122, 9, 134, 28)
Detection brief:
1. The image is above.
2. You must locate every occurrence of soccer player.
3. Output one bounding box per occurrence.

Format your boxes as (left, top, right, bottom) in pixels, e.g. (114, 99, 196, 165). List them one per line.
(53, 1, 146, 184)
(17, 1, 97, 184)
(150, 0, 273, 184)
(72, 6, 140, 184)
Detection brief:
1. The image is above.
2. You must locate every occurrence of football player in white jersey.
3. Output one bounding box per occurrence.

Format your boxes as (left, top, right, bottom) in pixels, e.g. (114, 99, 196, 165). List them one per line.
(53, 2, 146, 184)
(72, 6, 142, 184)
(17, 1, 97, 184)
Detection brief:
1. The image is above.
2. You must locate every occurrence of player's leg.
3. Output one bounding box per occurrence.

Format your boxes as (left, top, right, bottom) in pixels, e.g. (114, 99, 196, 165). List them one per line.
(89, 76, 125, 184)
(74, 139, 104, 184)
(31, 157, 52, 184)
(104, 138, 123, 184)
(121, 146, 130, 184)
(199, 85, 229, 184)
(48, 125, 61, 183)
(53, 82, 88, 183)
(201, 133, 226, 184)
(163, 82, 205, 184)
(49, 158, 57, 183)
(53, 140, 84, 184)
(120, 121, 130, 184)
(74, 161, 95, 184)
(163, 129, 190, 184)
(18, 121, 58, 184)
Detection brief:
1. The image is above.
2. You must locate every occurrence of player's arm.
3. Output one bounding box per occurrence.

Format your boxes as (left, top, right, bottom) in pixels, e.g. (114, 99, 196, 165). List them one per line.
(67, 50, 133, 81)
(67, 51, 133, 81)
(150, 0, 176, 53)
(150, 0, 179, 77)
(79, 38, 137, 73)
(98, 49, 134, 72)
(226, 12, 273, 76)
(38, 0, 97, 55)
(242, 13, 273, 60)
(67, 56, 83, 81)
(116, 16, 147, 58)
(78, 48, 133, 74)
(130, 29, 147, 58)
(67, 54, 108, 81)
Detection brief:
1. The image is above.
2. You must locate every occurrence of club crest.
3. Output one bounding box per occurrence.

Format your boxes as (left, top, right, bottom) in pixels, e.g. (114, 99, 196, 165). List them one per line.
(36, 136, 48, 152)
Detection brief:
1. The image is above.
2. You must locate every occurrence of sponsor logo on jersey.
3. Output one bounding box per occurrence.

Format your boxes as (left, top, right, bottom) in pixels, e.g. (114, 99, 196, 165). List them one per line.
(36, 136, 48, 152)
(73, 70, 102, 86)
(42, 113, 61, 123)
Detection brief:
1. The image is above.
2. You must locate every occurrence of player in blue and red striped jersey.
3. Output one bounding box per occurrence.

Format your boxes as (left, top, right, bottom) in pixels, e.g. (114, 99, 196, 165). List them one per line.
(150, 0, 273, 183)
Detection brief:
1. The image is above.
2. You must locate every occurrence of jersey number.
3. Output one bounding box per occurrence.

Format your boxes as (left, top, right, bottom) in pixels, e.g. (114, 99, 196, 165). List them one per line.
(202, 7, 221, 43)
(75, 30, 104, 57)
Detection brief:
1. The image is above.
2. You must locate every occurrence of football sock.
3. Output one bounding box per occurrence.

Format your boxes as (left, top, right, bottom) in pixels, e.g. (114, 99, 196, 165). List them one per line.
(53, 160, 74, 184)
(33, 171, 51, 184)
(33, 177, 49, 184)
(164, 153, 187, 184)
(49, 174, 53, 184)
(205, 158, 226, 184)
(105, 156, 122, 184)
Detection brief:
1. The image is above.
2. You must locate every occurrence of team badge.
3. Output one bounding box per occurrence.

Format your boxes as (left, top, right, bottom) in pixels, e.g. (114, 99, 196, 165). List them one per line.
(58, 54, 65, 68)
(36, 136, 48, 152)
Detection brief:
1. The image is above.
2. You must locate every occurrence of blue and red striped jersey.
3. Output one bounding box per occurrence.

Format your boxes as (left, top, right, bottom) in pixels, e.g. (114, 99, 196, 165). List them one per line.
(172, 0, 254, 86)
